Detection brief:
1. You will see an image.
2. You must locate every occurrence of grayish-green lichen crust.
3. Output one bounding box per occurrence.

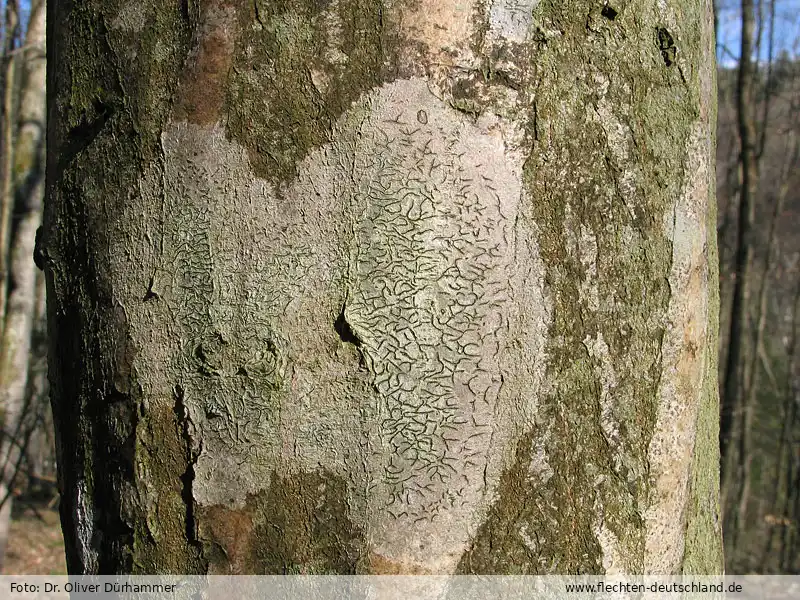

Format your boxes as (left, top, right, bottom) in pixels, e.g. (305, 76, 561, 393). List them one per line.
(128, 78, 548, 572)
(342, 80, 547, 571)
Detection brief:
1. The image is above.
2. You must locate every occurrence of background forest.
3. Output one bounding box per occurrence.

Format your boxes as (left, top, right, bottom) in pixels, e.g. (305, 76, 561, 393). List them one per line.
(0, 0, 796, 575)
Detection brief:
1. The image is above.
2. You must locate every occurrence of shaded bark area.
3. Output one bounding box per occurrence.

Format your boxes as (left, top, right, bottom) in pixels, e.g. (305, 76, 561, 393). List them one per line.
(44, 0, 202, 574)
(44, 0, 720, 574)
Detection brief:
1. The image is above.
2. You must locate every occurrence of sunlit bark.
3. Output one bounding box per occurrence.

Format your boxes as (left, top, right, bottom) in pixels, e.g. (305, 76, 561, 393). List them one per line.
(44, 0, 720, 574)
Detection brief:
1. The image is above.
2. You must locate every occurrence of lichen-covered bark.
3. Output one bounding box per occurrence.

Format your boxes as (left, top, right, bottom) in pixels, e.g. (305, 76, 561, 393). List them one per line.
(44, 0, 720, 574)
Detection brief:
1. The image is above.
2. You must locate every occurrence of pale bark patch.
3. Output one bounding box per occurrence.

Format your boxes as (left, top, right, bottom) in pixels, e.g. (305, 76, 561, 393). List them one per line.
(74, 480, 99, 572)
(110, 3, 149, 33)
(387, 0, 478, 69)
(577, 224, 599, 312)
(126, 76, 549, 572)
(487, 0, 539, 44)
(595, 520, 624, 573)
(526, 436, 553, 484)
(343, 78, 545, 572)
(645, 122, 712, 573)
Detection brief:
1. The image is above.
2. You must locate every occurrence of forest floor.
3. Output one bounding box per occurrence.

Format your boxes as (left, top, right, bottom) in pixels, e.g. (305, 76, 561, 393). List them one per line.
(2, 499, 66, 574)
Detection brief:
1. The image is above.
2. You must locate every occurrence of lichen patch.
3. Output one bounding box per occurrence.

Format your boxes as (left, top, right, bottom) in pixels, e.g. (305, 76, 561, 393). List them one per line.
(488, 0, 540, 44)
(127, 74, 547, 571)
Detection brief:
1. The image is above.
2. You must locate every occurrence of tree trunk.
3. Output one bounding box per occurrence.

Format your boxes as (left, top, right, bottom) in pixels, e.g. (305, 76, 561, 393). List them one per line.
(0, 0, 19, 323)
(0, 0, 45, 567)
(764, 269, 800, 572)
(23, 269, 54, 491)
(719, 0, 757, 557)
(745, 127, 797, 571)
(43, 0, 721, 575)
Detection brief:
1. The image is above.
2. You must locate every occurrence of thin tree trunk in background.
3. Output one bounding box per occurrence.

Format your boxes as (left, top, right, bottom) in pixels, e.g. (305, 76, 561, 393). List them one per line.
(720, 0, 758, 544)
(0, 0, 19, 565)
(778, 279, 800, 573)
(755, 0, 776, 161)
(763, 273, 800, 571)
(23, 269, 51, 488)
(0, 0, 45, 567)
(738, 128, 796, 543)
(0, 0, 18, 323)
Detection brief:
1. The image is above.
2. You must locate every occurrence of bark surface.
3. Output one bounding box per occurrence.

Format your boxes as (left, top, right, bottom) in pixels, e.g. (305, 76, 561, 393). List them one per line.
(44, 0, 720, 574)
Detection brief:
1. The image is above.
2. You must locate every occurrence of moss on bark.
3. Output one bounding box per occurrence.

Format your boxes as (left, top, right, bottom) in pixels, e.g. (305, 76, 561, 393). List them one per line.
(226, 0, 389, 185)
(197, 471, 365, 574)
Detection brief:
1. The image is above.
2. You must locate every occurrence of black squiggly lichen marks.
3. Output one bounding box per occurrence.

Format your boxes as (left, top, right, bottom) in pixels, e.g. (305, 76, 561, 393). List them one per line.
(340, 79, 528, 567)
(141, 79, 548, 571)
(155, 124, 297, 506)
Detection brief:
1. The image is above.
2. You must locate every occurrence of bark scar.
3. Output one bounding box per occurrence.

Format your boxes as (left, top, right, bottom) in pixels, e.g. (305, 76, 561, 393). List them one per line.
(174, 384, 203, 553)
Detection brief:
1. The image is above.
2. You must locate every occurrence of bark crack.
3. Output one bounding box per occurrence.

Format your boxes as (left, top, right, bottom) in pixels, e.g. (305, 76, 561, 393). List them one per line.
(334, 302, 362, 346)
(173, 384, 204, 557)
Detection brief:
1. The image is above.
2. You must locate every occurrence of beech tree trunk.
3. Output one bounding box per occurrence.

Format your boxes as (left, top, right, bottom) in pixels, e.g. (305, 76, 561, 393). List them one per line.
(43, 0, 720, 575)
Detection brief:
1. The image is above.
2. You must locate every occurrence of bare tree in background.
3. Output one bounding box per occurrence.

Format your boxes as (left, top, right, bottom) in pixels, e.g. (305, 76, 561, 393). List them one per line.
(0, 0, 18, 323)
(721, 0, 757, 515)
(717, 0, 800, 573)
(0, 0, 46, 567)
